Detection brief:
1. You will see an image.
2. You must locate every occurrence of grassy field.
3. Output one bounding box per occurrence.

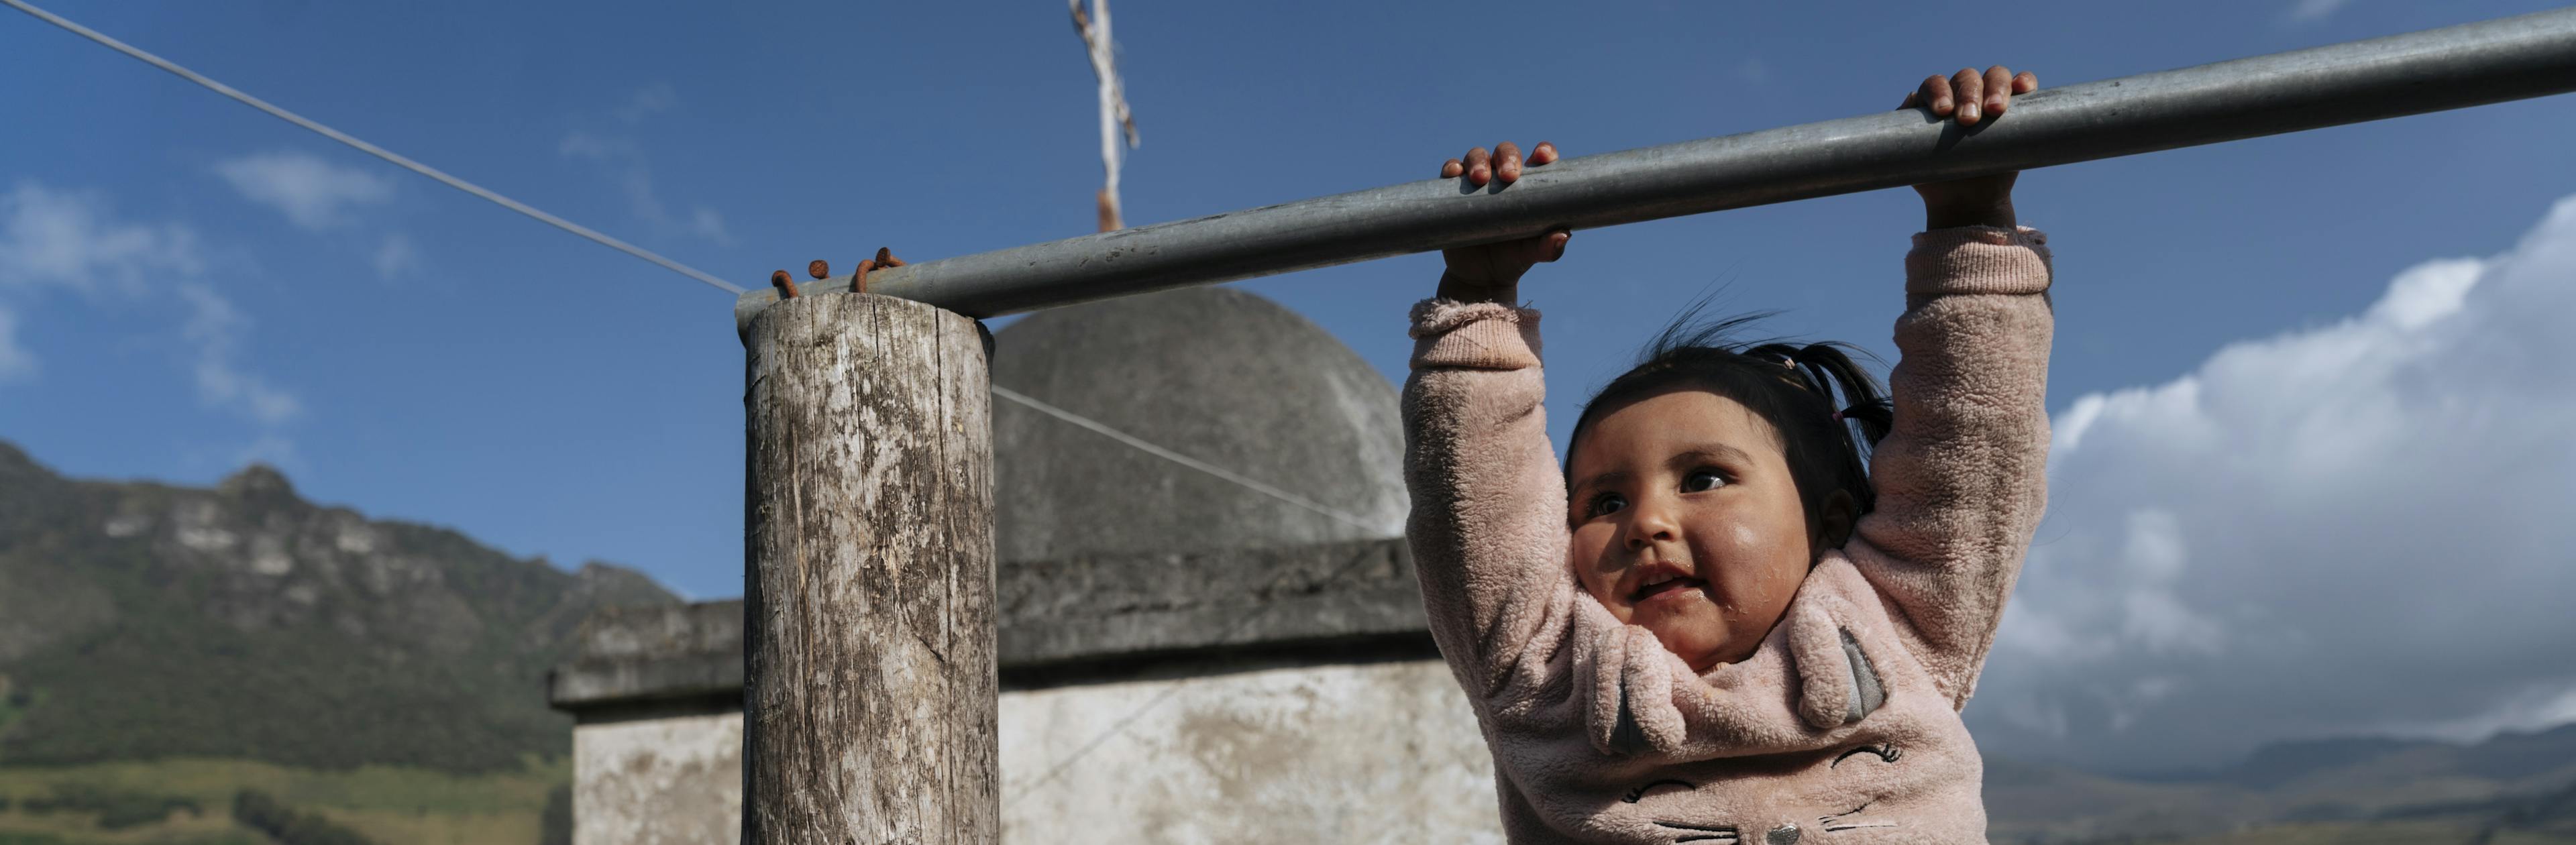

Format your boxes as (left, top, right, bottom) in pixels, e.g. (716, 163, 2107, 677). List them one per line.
(0, 758, 566, 845)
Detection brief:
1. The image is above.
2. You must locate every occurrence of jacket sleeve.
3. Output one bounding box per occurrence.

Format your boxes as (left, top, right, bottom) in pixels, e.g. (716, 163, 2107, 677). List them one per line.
(1845, 225, 2055, 708)
(1401, 299, 1589, 702)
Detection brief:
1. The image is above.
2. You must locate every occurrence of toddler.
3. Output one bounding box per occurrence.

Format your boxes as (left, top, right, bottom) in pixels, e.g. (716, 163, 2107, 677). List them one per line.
(1405, 66, 2051, 844)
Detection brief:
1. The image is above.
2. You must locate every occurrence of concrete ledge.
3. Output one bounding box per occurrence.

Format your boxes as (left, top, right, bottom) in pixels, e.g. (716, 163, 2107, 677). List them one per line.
(547, 600, 745, 712)
(549, 537, 1430, 711)
(996, 537, 1426, 668)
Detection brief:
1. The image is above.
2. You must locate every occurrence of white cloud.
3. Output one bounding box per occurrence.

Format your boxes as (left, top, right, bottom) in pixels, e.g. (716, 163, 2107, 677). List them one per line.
(372, 233, 421, 280)
(0, 182, 301, 443)
(0, 181, 203, 294)
(214, 152, 394, 230)
(0, 306, 32, 382)
(2382, 683, 2576, 744)
(178, 282, 300, 425)
(614, 83, 678, 124)
(1972, 193, 2576, 773)
(1, 182, 209, 380)
(2286, 0, 2352, 22)
(559, 131, 735, 245)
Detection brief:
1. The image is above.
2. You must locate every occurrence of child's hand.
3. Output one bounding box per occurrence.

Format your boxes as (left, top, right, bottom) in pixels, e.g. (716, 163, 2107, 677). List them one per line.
(1435, 142, 1572, 303)
(1903, 66, 2038, 230)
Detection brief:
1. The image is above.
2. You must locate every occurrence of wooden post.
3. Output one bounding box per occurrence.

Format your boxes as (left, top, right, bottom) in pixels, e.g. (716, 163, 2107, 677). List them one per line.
(741, 292, 997, 844)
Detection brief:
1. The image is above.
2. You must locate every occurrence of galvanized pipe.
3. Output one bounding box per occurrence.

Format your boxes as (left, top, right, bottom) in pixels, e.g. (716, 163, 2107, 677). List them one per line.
(738, 7, 2576, 326)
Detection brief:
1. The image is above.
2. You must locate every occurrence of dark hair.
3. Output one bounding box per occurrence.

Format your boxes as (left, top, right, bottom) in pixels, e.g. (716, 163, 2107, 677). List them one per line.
(1567, 311, 1894, 528)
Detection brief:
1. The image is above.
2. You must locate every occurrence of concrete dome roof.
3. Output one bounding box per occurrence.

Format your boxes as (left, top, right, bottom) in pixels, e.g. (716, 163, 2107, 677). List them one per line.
(991, 287, 1407, 563)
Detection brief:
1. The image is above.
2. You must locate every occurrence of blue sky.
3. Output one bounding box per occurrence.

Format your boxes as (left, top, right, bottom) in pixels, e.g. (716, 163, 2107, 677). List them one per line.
(6, 0, 2575, 770)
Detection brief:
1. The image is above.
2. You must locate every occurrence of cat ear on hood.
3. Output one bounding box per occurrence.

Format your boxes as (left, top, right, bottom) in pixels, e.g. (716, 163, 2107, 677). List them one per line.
(1789, 603, 1884, 730)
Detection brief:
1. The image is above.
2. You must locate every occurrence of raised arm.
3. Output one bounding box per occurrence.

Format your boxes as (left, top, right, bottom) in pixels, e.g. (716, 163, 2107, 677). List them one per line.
(1403, 142, 1593, 698)
(1849, 224, 2052, 706)
(1845, 66, 2055, 706)
(1403, 298, 1586, 698)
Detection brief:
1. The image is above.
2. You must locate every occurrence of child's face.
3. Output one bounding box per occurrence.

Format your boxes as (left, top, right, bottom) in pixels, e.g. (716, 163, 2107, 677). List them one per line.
(1567, 389, 1819, 672)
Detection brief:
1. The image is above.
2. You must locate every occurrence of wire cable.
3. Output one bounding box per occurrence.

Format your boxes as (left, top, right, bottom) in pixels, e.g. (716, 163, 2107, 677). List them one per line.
(987, 386, 1405, 807)
(990, 384, 1393, 534)
(8, 0, 1393, 542)
(1, 0, 746, 295)
(9, 0, 1411, 798)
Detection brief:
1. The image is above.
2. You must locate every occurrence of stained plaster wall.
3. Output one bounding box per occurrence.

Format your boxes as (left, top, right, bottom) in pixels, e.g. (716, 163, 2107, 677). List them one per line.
(574, 711, 744, 845)
(1000, 659, 1501, 844)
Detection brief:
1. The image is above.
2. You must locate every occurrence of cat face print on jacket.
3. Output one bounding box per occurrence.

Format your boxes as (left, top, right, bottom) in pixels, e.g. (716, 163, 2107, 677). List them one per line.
(1620, 742, 1910, 844)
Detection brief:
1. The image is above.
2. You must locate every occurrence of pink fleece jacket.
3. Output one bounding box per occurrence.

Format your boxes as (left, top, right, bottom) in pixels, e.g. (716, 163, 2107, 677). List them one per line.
(1401, 227, 2053, 844)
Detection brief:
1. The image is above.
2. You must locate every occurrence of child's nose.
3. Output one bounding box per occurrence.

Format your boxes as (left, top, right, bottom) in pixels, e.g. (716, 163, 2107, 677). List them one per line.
(1623, 496, 1679, 549)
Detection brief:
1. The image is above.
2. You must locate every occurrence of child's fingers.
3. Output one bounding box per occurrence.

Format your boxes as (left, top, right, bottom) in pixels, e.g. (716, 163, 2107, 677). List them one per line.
(1495, 141, 1523, 183)
(2012, 70, 2038, 94)
(1915, 74, 1953, 115)
(1982, 65, 2014, 114)
(1530, 142, 1558, 166)
(1503, 231, 1570, 266)
(1464, 147, 1493, 186)
(1442, 158, 1465, 178)
(1951, 68, 1986, 125)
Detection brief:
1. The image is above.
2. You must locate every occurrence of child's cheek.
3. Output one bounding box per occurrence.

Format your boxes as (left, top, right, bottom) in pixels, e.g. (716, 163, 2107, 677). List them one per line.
(1682, 516, 1761, 594)
(1692, 514, 1805, 636)
(1568, 524, 1633, 622)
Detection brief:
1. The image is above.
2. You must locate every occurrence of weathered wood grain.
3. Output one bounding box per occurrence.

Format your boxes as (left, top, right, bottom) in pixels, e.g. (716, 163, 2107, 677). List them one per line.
(741, 292, 996, 844)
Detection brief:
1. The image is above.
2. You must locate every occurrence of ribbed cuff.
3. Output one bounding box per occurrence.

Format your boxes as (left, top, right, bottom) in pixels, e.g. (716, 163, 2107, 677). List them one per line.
(1409, 299, 1544, 370)
(1906, 225, 2052, 296)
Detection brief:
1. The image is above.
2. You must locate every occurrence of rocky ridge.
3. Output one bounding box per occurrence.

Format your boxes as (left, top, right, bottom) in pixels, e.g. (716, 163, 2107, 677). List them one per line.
(0, 440, 677, 771)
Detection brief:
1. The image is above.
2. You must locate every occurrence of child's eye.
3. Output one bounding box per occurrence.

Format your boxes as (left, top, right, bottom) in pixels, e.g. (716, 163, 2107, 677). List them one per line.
(1682, 469, 1727, 493)
(1587, 492, 1627, 518)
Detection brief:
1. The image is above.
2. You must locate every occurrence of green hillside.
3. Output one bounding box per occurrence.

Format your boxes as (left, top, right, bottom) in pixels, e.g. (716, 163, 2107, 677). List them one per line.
(0, 440, 676, 773)
(0, 757, 567, 844)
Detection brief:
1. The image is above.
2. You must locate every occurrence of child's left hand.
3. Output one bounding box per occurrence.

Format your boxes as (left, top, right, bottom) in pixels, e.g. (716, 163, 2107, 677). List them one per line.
(1904, 65, 2038, 230)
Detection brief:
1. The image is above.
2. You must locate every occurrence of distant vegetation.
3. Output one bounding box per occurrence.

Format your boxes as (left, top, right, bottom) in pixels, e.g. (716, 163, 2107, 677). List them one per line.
(13, 784, 199, 830)
(0, 757, 566, 844)
(539, 785, 572, 845)
(0, 441, 676, 773)
(232, 790, 378, 845)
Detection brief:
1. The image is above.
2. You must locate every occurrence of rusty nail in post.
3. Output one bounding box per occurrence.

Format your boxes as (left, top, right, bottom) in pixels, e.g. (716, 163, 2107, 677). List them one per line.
(771, 270, 799, 299)
(808, 260, 830, 280)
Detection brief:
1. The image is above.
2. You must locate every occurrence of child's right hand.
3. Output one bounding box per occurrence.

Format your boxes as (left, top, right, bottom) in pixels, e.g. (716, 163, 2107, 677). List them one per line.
(1435, 141, 1572, 303)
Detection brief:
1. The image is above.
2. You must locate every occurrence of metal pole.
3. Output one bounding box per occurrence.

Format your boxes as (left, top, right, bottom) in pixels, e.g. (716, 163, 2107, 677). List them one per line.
(738, 7, 2576, 325)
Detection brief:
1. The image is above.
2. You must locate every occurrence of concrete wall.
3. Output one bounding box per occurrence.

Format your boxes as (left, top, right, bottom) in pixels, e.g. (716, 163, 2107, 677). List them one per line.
(1000, 659, 1502, 844)
(564, 659, 1501, 845)
(555, 538, 1485, 844)
(573, 711, 743, 845)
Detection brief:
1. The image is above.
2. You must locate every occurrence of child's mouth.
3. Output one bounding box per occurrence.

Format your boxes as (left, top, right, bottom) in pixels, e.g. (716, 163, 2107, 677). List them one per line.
(1631, 571, 1707, 604)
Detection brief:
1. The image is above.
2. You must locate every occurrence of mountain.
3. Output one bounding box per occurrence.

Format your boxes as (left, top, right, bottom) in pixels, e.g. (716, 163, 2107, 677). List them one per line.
(2202, 724, 2576, 791)
(1984, 724, 2576, 843)
(0, 440, 679, 772)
